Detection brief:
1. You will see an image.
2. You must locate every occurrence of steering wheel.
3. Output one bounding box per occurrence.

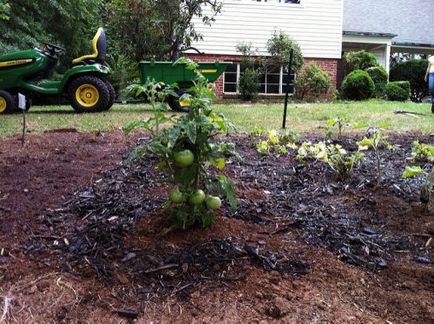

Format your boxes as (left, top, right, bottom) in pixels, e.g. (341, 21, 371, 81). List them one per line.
(42, 42, 65, 56)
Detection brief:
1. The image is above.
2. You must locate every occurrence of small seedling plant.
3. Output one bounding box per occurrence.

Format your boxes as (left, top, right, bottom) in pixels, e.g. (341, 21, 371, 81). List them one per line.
(297, 141, 364, 178)
(126, 59, 238, 229)
(254, 129, 299, 156)
(402, 141, 434, 208)
(326, 116, 367, 141)
(357, 129, 395, 187)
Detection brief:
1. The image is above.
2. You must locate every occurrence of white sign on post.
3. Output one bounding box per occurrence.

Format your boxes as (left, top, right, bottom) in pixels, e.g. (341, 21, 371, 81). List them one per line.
(18, 93, 26, 111)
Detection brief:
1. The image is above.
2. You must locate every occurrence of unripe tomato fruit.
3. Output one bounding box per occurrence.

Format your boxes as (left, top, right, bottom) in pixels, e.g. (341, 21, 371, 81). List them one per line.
(189, 189, 206, 205)
(206, 196, 222, 210)
(174, 149, 194, 168)
(169, 188, 184, 203)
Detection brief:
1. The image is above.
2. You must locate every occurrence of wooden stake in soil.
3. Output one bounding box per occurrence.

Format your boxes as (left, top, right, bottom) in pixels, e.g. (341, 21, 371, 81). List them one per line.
(18, 93, 27, 146)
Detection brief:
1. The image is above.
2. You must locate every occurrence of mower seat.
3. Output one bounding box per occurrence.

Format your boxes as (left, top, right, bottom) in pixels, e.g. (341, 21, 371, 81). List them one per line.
(72, 28, 106, 65)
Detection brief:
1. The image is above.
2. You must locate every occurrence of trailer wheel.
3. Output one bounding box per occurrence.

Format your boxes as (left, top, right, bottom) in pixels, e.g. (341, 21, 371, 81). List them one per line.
(167, 89, 190, 112)
(0, 90, 17, 114)
(69, 76, 110, 113)
(100, 79, 115, 111)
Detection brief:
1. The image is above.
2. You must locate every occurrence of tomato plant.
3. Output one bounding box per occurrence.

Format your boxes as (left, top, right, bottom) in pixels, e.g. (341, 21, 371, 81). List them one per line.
(126, 59, 238, 229)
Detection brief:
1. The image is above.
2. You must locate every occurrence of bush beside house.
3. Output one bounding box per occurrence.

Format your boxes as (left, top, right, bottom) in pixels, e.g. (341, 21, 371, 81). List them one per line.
(341, 70, 375, 100)
(390, 59, 429, 102)
(366, 66, 388, 98)
(385, 81, 410, 101)
(294, 63, 331, 99)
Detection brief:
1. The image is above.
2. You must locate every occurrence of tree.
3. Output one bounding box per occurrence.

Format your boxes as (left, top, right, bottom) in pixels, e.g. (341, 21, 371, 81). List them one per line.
(104, 0, 222, 61)
(0, 0, 101, 69)
(266, 31, 303, 73)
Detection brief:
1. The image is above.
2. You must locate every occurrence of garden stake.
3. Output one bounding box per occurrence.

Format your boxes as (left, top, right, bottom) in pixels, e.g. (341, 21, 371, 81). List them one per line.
(282, 48, 294, 129)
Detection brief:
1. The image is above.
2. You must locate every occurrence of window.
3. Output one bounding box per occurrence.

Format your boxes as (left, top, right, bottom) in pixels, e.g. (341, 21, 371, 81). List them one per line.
(223, 63, 295, 95)
(252, 0, 300, 3)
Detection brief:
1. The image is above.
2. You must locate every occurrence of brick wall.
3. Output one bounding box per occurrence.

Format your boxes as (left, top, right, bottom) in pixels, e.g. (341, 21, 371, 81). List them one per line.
(187, 53, 340, 99)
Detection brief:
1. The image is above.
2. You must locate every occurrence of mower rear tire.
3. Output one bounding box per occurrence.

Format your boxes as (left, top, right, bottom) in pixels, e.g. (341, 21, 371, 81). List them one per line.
(101, 79, 115, 111)
(0, 90, 17, 114)
(69, 76, 110, 113)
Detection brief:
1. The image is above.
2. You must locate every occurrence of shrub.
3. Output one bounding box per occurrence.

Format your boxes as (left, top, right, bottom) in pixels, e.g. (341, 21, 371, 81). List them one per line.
(236, 42, 262, 101)
(341, 70, 375, 100)
(366, 66, 388, 97)
(344, 50, 379, 74)
(238, 68, 261, 100)
(390, 59, 429, 102)
(294, 63, 331, 99)
(385, 81, 410, 101)
(266, 31, 303, 72)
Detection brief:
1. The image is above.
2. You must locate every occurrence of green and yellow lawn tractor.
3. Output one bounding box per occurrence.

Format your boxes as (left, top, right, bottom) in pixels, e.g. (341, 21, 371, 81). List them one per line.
(0, 28, 115, 114)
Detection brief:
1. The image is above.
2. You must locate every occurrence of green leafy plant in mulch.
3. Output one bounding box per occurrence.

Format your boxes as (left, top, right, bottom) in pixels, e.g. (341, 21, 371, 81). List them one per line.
(126, 59, 239, 229)
(254, 128, 299, 156)
(402, 141, 434, 208)
(357, 129, 396, 187)
(297, 141, 364, 178)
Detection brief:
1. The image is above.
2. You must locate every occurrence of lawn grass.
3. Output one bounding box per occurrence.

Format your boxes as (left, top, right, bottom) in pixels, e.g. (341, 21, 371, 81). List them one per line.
(0, 100, 432, 138)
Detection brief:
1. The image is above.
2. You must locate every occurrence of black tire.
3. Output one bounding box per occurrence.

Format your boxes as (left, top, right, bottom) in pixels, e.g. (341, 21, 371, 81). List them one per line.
(167, 89, 190, 112)
(0, 90, 17, 114)
(101, 79, 115, 111)
(431, 103, 434, 114)
(68, 75, 110, 113)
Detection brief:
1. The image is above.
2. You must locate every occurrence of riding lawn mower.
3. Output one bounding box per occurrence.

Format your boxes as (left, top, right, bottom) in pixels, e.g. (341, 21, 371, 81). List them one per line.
(0, 28, 114, 114)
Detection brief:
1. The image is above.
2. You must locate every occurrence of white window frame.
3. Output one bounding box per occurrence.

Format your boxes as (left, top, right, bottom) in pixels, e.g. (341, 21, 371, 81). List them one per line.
(223, 63, 295, 96)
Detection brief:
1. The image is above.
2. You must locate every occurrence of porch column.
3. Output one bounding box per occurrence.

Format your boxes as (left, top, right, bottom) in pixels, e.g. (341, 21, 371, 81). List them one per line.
(385, 43, 391, 79)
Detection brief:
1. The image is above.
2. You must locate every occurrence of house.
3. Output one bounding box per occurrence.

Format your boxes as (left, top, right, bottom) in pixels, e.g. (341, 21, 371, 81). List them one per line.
(188, 0, 344, 98)
(342, 0, 434, 76)
(189, 0, 434, 98)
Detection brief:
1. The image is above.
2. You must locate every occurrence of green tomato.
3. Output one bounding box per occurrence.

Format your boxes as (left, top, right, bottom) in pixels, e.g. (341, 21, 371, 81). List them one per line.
(169, 188, 184, 203)
(174, 149, 195, 168)
(206, 196, 222, 210)
(189, 189, 206, 205)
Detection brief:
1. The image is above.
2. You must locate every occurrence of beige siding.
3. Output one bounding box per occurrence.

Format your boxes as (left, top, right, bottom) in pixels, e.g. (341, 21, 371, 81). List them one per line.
(191, 0, 343, 59)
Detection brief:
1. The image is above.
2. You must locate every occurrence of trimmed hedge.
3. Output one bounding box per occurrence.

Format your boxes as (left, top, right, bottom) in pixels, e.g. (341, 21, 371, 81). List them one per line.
(385, 81, 410, 101)
(341, 70, 375, 100)
(390, 59, 428, 102)
(366, 66, 388, 98)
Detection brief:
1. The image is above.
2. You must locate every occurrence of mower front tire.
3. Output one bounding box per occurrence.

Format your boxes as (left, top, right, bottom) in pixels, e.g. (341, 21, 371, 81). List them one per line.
(0, 90, 17, 114)
(69, 76, 110, 113)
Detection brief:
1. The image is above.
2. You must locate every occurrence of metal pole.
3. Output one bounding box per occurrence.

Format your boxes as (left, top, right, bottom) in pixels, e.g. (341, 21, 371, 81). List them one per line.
(282, 48, 294, 129)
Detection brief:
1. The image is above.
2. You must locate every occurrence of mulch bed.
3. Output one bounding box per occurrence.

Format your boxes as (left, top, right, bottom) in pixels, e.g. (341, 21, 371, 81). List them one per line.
(0, 131, 433, 322)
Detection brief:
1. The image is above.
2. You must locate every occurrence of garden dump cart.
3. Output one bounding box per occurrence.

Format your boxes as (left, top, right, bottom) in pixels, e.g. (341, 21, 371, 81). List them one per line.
(138, 60, 231, 111)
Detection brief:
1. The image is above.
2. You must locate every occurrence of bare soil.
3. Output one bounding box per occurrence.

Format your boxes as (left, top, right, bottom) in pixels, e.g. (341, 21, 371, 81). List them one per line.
(0, 131, 433, 323)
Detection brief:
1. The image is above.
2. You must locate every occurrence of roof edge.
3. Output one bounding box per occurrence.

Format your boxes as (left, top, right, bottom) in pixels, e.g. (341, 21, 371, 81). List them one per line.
(392, 41, 434, 49)
(343, 30, 397, 38)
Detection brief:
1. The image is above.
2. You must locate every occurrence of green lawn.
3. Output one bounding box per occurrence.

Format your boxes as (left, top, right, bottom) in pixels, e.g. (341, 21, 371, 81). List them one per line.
(0, 100, 433, 138)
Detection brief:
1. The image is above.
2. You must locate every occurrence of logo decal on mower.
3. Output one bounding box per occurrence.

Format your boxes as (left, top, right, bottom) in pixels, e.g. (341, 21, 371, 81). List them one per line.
(0, 59, 33, 68)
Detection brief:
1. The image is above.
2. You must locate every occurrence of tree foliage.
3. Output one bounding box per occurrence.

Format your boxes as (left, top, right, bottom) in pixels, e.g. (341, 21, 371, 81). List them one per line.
(266, 31, 303, 72)
(0, 1, 10, 20)
(104, 0, 222, 62)
(0, 0, 101, 69)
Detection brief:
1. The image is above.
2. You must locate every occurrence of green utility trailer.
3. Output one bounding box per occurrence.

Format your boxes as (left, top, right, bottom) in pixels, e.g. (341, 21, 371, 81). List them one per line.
(139, 60, 231, 111)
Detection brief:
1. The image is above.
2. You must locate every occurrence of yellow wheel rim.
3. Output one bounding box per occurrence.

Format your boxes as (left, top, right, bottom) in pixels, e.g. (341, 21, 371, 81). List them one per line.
(0, 96, 6, 113)
(75, 84, 99, 108)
